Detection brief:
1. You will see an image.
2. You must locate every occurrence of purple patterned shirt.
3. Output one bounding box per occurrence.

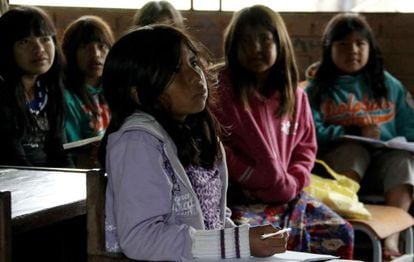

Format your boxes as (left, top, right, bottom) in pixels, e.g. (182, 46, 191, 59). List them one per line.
(186, 165, 223, 230)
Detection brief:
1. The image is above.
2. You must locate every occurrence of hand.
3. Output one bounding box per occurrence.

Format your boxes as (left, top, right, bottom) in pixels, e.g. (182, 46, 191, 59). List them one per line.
(361, 124, 380, 139)
(249, 224, 288, 257)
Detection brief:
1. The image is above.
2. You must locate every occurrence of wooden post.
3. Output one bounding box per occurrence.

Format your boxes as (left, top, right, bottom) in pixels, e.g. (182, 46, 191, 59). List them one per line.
(0, 191, 11, 262)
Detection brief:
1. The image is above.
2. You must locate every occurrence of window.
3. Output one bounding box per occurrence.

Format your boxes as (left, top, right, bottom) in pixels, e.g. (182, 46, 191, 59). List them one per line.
(8, 0, 414, 12)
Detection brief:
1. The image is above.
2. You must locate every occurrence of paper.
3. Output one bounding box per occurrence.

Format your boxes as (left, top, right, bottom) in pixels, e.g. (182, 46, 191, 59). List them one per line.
(63, 135, 103, 150)
(272, 251, 339, 261)
(341, 135, 414, 153)
(194, 251, 339, 261)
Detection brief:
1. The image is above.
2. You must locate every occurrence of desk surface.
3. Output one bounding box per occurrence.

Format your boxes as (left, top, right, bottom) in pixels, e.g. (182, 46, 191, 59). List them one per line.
(194, 250, 363, 261)
(0, 166, 87, 233)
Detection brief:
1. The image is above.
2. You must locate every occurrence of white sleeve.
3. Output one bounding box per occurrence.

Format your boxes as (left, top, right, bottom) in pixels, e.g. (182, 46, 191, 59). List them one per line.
(190, 224, 251, 259)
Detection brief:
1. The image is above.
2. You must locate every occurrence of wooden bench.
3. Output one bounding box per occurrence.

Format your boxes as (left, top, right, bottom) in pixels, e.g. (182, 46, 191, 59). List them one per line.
(86, 169, 136, 262)
(0, 191, 11, 262)
(348, 204, 414, 262)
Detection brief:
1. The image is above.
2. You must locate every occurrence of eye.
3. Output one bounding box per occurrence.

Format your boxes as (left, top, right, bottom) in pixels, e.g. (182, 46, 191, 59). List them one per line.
(259, 34, 273, 44)
(189, 57, 200, 69)
(40, 36, 52, 43)
(98, 43, 109, 51)
(17, 38, 30, 46)
(357, 40, 368, 47)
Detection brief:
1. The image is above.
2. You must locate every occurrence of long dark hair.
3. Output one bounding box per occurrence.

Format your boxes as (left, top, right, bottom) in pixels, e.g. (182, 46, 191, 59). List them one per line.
(62, 15, 114, 117)
(99, 25, 221, 169)
(0, 6, 66, 140)
(311, 13, 387, 105)
(223, 5, 298, 116)
(132, 1, 185, 29)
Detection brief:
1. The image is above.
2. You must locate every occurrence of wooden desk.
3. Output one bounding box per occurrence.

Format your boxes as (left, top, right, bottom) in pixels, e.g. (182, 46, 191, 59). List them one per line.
(0, 166, 87, 233)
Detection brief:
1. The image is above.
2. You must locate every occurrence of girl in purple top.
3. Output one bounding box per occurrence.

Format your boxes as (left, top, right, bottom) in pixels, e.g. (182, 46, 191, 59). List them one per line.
(99, 25, 288, 261)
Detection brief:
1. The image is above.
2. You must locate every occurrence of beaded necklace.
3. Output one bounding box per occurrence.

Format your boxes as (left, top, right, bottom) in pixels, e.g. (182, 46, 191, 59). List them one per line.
(26, 82, 48, 115)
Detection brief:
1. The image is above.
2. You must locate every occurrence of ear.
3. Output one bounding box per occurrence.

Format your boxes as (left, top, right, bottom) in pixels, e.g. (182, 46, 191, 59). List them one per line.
(130, 86, 140, 105)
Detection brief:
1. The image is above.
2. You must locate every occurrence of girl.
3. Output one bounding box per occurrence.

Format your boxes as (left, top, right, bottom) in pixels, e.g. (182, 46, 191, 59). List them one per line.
(99, 25, 287, 261)
(306, 13, 414, 259)
(214, 5, 354, 259)
(62, 15, 113, 142)
(132, 0, 185, 29)
(0, 6, 72, 167)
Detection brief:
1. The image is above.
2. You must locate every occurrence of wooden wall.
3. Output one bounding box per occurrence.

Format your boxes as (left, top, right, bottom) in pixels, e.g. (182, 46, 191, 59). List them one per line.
(36, 6, 414, 93)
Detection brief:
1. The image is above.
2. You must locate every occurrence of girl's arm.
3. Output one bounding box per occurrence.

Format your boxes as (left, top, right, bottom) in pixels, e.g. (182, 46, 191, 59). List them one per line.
(107, 132, 194, 260)
(0, 105, 32, 165)
(218, 106, 303, 203)
(305, 85, 348, 145)
(244, 91, 316, 202)
(106, 132, 284, 261)
(108, 131, 283, 260)
(389, 77, 414, 141)
(285, 92, 317, 189)
(64, 90, 84, 142)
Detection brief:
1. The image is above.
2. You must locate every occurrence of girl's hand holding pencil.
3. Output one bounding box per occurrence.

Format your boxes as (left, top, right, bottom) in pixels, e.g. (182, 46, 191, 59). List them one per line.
(261, 227, 292, 239)
(249, 224, 288, 257)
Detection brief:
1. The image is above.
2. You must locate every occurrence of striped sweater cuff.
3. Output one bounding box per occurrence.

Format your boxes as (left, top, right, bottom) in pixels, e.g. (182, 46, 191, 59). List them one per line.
(190, 224, 250, 259)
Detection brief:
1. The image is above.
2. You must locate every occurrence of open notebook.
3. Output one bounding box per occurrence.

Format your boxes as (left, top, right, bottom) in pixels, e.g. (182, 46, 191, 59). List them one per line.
(63, 135, 103, 150)
(195, 251, 340, 261)
(341, 135, 414, 153)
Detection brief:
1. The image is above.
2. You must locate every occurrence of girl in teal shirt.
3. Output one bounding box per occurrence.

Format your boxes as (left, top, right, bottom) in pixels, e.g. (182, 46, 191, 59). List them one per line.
(62, 15, 114, 142)
(306, 13, 414, 259)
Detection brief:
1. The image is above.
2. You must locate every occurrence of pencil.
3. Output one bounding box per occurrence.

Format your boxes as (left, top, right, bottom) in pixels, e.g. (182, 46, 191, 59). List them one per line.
(260, 227, 292, 239)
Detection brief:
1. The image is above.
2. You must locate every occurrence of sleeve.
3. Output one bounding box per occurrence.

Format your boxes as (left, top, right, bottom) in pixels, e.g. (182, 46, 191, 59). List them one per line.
(108, 132, 193, 261)
(247, 91, 317, 202)
(286, 92, 316, 188)
(50, 126, 75, 168)
(0, 103, 32, 166)
(215, 87, 302, 203)
(191, 224, 250, 259)
(390, 79, 414, 141)
(305, 83, 347, 146)
(64, 90, 83, 142)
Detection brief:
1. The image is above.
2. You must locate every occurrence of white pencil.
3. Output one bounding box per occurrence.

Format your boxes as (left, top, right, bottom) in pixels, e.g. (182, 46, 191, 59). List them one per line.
(260, 227, 292, 239)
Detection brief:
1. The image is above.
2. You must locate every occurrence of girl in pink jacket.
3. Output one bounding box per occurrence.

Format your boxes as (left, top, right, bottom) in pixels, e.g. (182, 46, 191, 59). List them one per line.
(214, 5, 354, 259)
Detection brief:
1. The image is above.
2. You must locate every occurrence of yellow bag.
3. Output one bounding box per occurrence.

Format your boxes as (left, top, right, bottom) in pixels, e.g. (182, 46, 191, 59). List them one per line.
(304, 159, 371, 220)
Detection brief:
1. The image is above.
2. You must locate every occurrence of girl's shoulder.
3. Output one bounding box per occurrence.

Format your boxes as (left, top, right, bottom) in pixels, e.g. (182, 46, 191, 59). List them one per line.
(63, 88, 83, 106)
(383, 70, 404, 87)
(216, 68, 235, 99)
(217, 68, 231, 86)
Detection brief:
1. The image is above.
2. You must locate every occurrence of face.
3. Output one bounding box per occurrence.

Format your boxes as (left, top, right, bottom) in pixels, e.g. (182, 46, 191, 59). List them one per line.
(13, 34, 55, 77)
(76, 41, 110, 85)
(160, 45, 208, 121)
(237, 25, 277, 76)
(331, 31, 369, 74)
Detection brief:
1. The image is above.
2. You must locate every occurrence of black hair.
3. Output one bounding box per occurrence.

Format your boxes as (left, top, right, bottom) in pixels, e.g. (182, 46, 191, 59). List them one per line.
(0, 6, 66, 144)
(132, 1, 185, 29)
(223, 5, 298, 116)
(99, 25, 221, 169)
(311, 13, 387, 106)
(62, 15, 114, 117)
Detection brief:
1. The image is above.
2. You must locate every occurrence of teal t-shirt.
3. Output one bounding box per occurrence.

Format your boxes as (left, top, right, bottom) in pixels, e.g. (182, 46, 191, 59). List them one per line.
(306, 71, 414, 147)
(64, 84, 110, 142)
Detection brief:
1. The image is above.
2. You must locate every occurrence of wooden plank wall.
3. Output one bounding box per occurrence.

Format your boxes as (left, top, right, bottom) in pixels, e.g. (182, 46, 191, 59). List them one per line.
(31, 6, 414, 94)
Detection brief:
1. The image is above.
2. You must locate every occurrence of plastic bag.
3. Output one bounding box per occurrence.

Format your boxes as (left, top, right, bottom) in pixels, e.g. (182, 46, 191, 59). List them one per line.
(304, 159, 371, 220)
